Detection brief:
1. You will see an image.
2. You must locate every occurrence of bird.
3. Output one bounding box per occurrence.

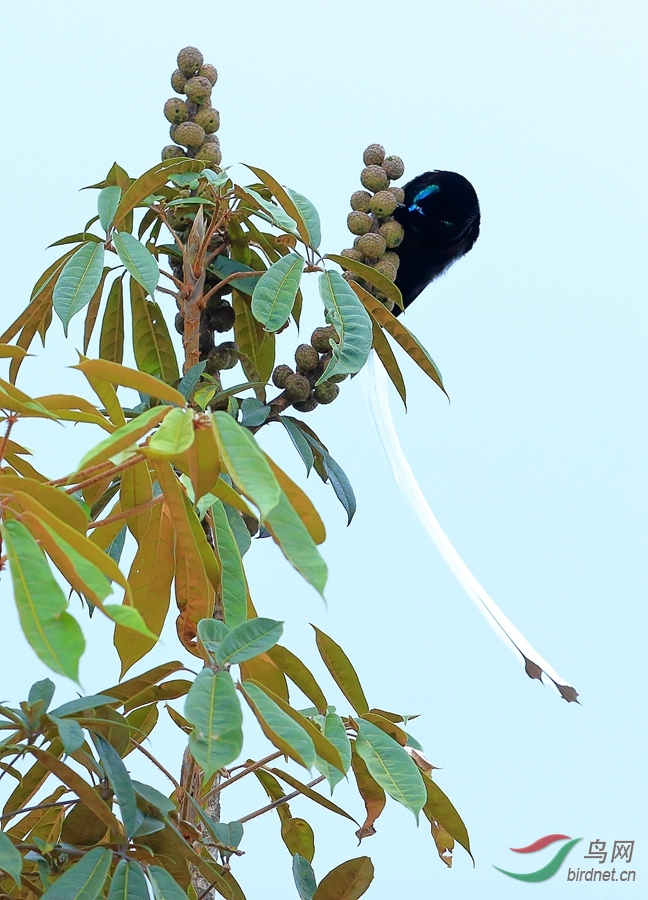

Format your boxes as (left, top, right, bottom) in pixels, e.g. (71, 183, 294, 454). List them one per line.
(392, 170, 480, 314)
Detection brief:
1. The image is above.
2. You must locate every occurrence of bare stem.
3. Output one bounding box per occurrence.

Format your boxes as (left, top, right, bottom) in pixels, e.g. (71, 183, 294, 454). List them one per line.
(0, 417, 17, 467)
(0, 798, 77, 822)
(88, 494, 164, 530)
(199, 751, 283, 804)
(131, 739, 182, 790)
(237, 775, 326, 824)
(65, 454, 145, 494)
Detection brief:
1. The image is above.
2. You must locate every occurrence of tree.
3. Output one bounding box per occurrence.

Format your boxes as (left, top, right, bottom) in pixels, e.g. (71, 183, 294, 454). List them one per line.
(0, 47, 469, 899)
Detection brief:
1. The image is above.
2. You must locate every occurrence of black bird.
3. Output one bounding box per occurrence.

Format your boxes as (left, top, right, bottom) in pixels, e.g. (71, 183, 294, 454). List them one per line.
(392, 170, 480, 314)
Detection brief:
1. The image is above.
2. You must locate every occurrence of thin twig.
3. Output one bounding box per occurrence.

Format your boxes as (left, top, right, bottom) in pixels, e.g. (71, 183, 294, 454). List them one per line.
(0, 798, 77, 822)
(88, 494, 164, 530)
(237, 775, 325, 824)
(47, 458, 114, 487)
(199, 751, 283, 803)
(65, 454, 145, 494)
(0, 417, 17, 467)
(131, 739, 182, 790)
(202, 271, 265, 306)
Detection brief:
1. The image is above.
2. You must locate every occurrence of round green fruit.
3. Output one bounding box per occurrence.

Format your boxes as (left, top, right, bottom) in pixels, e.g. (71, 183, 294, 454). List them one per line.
(363, 143, 385, 165)
(369, 190, 398, 218)
(347, 211, 372, 236)
(196, 141, 222, 166)
(388, 186, 405, 203)
(313, 381, 340, 404)
(184, 75, 212, 105)
(382, 155, 405, 179)
(356, 232, 387, 260)
(272, 364, 293, 388)
(194, 106, 220, 134)
(284, 373, 312, 403)
(199, 63, 218, 85)
(350, 190, 372, 212)
(177, 46, 204, 76)
(295, 344, 319, 372)
(171, 69, 188, 93)
(174, 121, 205, 148)
(383, 250, 400, 270)
(341, 248, 364, 262)
(162, 144, 186, 161)
(311, 325, 339, 353)
(293, 396, 318, 413)
(360, 165, 389, 192)
(379, 219, 405, 248)
(372, 258, 397, 282)
(164, 97, 189, 125)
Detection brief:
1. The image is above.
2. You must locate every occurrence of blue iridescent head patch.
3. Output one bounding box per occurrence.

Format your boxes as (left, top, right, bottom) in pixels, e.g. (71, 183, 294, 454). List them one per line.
(408, 183, 440, 214)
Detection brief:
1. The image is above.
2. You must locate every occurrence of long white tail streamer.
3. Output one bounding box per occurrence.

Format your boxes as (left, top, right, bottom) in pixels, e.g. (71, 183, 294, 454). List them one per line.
(362, 352, 573, 692)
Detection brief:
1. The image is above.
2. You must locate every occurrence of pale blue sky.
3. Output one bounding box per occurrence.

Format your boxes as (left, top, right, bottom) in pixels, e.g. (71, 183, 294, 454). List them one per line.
(0, 1, 646, 897)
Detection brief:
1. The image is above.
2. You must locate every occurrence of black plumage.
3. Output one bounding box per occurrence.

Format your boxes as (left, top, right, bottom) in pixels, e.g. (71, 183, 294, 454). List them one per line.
(393, 170, 480, 314)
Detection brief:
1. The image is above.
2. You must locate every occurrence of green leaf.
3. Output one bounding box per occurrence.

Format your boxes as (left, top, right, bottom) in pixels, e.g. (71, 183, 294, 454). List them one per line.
(53, 242, 106, 336)
(98, 186, 122, 233)
(286, 188, 321, 249)
(131, 780, 176, 819)
(99, 277, 125, 363)
(353, 283, 448, 397)
(77, 405, 171, 470)
(112, 158, 202, 229)
(242, 187, 300, 236)
(184, 669, 243, 779)
(50, 694, 117, 718)
(113, 232, 159, 297)
(316, 271, 372, 384)
(311, 857, 374, 900)
(147, 866, 190, 900)
(299, 430, 356, 524)
(239, 398, 271, 427)
(216, 617, 283, 666)
(102, 604, 158, 640)
(93, 734, 138, 837)
(371, 321, 407, 409)
(210, 820, 244, 853)
(211, 412, 281, 517)
(325, 253, 403, 311)
(293, 854, 317, 900)
(49, 715, 85, 754)
(145, 408, 195, 459)
(210, 499, 248, 628)
(2, 520, 84, 682)
(421, 771, 472, 858)
(107, 859, 150, 900)
(240, 681, 316, 769)
(28, 678, 56, 712)
(280, 416, 314, 474)
(312, 627, 368, 715)
(267, 644, 327, 715)
(196, 617, 230, 655)
(176, 361, 206, 400)
(209, 256, 261, 296)
(265, 492, 328, 595)
(251, 252, 304, 332)
(41, 847, 112, 900)
(0, 829, 22, 886)
(354, 719, 426, 820)
(130, 279, 179, 382)
(315, 713, 352, 791)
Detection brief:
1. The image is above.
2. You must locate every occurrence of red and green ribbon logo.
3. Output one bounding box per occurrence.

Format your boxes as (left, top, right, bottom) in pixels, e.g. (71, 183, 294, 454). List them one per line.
(494, 834, 582, 882)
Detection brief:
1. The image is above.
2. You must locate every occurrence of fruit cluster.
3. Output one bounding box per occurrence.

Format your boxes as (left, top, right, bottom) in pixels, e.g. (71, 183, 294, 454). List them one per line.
(341, 143, 405, 312)
(271, 326, 346, 412)
(161, 46, 222, 168)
